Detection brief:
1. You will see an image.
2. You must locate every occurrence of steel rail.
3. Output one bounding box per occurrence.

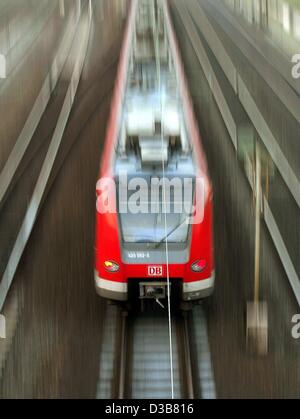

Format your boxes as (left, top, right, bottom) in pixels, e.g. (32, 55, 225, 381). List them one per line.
(117, 310, 129, 399)
(180, 312, 195, 399)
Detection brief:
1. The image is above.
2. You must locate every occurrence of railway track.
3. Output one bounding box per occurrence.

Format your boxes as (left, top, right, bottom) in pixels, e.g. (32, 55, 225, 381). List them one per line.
(97, 303, 216, 400)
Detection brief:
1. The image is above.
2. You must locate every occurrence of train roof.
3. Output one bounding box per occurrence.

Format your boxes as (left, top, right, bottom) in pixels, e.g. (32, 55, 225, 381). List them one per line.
(101, 0, 210, 183)
(113, 1, 197, 179)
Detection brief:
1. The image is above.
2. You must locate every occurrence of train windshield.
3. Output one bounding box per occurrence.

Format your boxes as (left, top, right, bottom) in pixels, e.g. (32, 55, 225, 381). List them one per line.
(117, 176, 194, 244)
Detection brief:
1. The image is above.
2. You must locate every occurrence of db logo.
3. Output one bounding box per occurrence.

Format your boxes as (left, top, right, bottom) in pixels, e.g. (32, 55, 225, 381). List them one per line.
(148, 266, 163, 277)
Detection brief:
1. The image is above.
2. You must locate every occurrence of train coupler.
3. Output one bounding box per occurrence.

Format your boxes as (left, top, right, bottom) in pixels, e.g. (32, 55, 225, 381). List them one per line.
(139, 282, 170, 310)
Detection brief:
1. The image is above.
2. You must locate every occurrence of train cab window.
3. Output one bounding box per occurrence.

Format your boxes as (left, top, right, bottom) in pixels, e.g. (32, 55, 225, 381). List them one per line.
(117, 177, 194, 245)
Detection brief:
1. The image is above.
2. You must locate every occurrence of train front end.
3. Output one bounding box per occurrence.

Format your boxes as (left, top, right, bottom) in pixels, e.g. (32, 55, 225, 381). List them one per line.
(95, 176, 214, 304)
(94, 0, 215, 305)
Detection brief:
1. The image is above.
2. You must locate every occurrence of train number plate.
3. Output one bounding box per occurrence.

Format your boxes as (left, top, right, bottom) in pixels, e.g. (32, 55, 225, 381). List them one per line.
(148, 266, 163, 277)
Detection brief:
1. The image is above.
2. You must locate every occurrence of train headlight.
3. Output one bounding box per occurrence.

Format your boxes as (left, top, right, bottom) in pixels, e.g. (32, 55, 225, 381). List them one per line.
(104, 261, 120, 273)
(191, 259, 207, 273)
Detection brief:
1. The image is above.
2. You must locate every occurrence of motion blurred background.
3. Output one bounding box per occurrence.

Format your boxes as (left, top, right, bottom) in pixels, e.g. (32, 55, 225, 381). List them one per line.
(0, 0, 299, 399)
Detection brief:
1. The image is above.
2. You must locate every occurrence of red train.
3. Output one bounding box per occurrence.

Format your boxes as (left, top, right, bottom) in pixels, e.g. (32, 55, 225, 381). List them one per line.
(95, 0, 214, 305)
